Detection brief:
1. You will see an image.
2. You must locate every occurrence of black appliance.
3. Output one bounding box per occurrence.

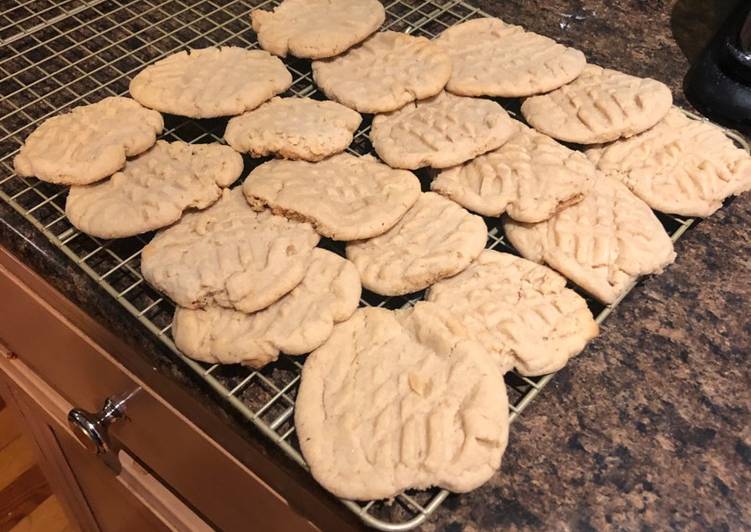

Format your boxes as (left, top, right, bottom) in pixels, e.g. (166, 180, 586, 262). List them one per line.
(685, 1, 751, 132)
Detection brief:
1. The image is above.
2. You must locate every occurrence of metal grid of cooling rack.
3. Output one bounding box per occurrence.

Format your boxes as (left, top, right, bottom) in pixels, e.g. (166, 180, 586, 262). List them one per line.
(0, 0, 748, 529)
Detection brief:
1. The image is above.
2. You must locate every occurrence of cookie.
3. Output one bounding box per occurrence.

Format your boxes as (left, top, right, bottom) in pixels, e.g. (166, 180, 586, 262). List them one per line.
(251, 0, 385, 59)
(521, 65, 673, 144)
(370, 91, 515, 170)
(504, 176, 676, 304)
(436, 17, 586, 97)
(587, 108, 751, 217)
(172, 249, 360, 368)
(13, 97, 163, 185)
(130, 47, 292, 118)
(312, 31, 452, 114)
(66, 141, 243, 239)
(427, 250, 598, 376)
(346, 192, 487, 296)
(141, 187, 319, 312)
(295, 302, 509, 500)
(431, 122, 595, 222)
(224, 97, 362, 161)
(243, 153, 421, 241)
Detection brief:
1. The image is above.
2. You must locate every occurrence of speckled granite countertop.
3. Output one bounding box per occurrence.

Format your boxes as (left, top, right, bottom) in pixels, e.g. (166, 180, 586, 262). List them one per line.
(1, 0, 750, 530)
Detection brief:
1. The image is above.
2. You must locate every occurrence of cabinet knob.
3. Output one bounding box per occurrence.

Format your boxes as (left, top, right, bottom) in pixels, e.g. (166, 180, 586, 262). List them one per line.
(68, 388, 140, 455)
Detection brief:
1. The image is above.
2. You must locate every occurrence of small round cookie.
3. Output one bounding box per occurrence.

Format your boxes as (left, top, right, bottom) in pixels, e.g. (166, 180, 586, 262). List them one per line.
(224, 97, 362, 161)
(504, 176, 676, 305)
(587, 108, 751, 217)
(66, 141, 243, 239)
(130, 47, 292, 118)
(141, 187, 319, 312)
(431, 122, 596, 222)
(521, 65, 673, 144)
(436, 17, 586, 97)
(243, 153, 421, 241)
(370, 91, 515, 170)
(312, 31, 452, 114)
(13, 97, 163, 185)
(251, 0, 385, 59)
(295, 302, 509, 501)
(172, 249, 361, 368)
(426, 250, 598, 376)
(346, 192, 487, 296)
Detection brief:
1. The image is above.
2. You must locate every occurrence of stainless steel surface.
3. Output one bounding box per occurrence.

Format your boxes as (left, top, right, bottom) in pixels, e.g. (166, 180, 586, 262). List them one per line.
(0, 1, 748, 529)
(68, 388, 141, 456)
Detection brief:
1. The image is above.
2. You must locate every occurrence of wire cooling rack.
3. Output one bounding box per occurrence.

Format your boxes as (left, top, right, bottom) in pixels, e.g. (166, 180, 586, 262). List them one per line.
(1, 1, 749, 529)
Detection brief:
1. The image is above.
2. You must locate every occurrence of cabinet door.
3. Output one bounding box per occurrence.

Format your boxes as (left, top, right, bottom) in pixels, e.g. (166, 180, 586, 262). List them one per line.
(51, 424, 171, 532)
(0, 352, 209, 532)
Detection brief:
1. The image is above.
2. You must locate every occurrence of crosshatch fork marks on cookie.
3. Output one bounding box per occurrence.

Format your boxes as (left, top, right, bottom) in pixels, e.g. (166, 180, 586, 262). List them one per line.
(0, 0, 749, 530)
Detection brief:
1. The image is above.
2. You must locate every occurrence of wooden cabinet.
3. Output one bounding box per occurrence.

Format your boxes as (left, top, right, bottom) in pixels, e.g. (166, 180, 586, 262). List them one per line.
(0, 347, 206, 532)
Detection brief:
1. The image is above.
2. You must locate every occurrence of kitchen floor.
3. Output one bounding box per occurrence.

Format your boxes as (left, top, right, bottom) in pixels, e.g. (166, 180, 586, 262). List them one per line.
(0, 396, 72, 532)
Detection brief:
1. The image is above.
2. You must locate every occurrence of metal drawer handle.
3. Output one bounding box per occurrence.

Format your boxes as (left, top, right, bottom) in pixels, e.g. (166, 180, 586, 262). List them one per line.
(68, 388, 141, 455)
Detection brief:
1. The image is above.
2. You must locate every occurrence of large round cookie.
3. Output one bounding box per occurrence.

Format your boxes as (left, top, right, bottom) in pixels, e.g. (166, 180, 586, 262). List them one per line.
(587, 108, 751, 217)
(370, 91, 515, 170)
(521, 65, 673, 144)
(504, 176, 676, 304)
(427, 250, 598, 376)
(295, 302, 509, 501)
(312, 31, 452, 114)
(346, 192, 487, 296)
(224, 97, 362, 161)
(141, 188, 319, 312)
(243, 153, 421, 241)
(436, 17, 586, 97)
(14, 97, 163, 185)
(130, 47, 292, 118)
(66, 141, 243, 238)
(431, 122, 596, 222)
(251, 0, 385, 59)
(172, 249, 360, 368)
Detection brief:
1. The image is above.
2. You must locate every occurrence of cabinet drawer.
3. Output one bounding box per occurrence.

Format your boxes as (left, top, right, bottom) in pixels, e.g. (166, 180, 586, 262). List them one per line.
(0, 261, 319, 532)
(0, 352, 208, 532)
